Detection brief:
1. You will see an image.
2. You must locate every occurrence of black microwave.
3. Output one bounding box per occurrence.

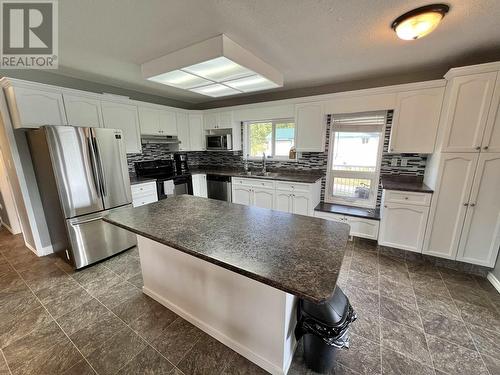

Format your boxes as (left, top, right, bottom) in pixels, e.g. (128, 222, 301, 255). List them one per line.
(206, 134, 232, 150)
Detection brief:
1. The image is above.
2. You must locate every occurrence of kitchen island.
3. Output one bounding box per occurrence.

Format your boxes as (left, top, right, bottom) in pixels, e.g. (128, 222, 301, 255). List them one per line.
(104, 195, 350, 374)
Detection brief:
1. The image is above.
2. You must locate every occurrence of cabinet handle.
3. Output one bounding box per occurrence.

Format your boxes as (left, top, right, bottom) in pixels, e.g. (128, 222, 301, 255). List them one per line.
(390, 148, 394, 152)
(484, 146, 489, 150)
(384, 205, 387, 208)
(463, 203, 469, 206)
(475, 146, 481, 150)
(404, 197, 409, 200)
(470, 203, 476, 207)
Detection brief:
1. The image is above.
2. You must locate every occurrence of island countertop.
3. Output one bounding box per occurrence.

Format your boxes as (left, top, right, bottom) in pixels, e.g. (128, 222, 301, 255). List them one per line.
(104, 195, 350, 303)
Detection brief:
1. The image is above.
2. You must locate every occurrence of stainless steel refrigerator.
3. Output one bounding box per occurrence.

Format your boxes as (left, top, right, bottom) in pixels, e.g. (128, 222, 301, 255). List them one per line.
(27, 125, 137, 269)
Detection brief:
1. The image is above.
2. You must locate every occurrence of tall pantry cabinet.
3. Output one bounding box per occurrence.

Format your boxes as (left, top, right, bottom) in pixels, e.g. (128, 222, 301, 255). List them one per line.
(424, 63, 500, 267)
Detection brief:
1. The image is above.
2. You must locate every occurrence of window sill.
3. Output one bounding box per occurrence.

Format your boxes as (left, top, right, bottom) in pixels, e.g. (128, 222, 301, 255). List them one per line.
(246, 157, 297, 162)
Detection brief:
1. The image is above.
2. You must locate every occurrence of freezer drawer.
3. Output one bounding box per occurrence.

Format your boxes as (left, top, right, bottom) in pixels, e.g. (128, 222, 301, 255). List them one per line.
(66, 209, 137, 269)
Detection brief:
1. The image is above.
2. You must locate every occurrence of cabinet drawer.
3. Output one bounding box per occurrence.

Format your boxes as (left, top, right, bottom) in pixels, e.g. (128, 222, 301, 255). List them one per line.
(314, 211, 346, 222)
(275, 181, 310, 192)
(131, 182, 157, 195)
(384, 190, 432, 206)
(232, 178, 275, 189)
(132, 194, 157, 207)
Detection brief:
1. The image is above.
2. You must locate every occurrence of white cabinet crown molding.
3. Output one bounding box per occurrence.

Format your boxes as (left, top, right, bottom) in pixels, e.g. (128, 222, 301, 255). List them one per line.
(444, 61, 500, 80)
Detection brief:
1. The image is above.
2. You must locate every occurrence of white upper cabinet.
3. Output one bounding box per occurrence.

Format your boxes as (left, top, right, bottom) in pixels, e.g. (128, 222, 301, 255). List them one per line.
(176, 112, 190, 151)
(481, 74, 500, 152)
(63, 94, 102, 128)
(139, 106, 178, 136)
(101, 101, 142, 154)
(295, 103, 325, 152)
(423, 153, 478, 259)
(5, 85, 67, 128)
(389, 87, 444, 154)
(204, 111, 233, 130)
(456, 153, 500, 267)
(138, 107, 160, 135)
(159, 111, 177, 135)
(188, 113, 205, 151)
(203, 112, 218, 130)
(441, 72, 497, 152)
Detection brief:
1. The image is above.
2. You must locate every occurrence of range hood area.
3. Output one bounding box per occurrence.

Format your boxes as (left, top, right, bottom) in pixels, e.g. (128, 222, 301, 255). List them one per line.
(141, 134, 181, 144)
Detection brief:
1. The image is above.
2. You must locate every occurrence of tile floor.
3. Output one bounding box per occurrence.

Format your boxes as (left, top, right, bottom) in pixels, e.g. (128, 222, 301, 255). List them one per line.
(0, 229, 499, 375)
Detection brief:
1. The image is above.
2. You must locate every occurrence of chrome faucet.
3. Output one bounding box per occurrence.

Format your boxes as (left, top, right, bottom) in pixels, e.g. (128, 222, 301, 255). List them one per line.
(262, 152, 267, 173)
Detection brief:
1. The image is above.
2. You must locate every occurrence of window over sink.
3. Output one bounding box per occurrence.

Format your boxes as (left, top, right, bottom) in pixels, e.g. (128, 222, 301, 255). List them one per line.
(326, 111, 386, 208)
(243, 119, 296, 160)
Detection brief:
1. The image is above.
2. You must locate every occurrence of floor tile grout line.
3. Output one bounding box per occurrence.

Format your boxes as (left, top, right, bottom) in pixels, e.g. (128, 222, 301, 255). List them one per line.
(0, 348, 13, 375)
(1, 253, 100, 375)
(439, 267, 492, 375)
(54, 261, 184, 373)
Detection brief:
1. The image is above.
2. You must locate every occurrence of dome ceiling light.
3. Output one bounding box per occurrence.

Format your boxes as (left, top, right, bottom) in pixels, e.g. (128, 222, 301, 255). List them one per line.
(391, 4, 450, 40)
(142, 35, 283, 97)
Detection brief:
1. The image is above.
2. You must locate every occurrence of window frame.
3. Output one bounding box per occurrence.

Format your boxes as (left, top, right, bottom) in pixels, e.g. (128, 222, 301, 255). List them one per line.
(325, 120, 385, 208)
(243, 118, 297, 161)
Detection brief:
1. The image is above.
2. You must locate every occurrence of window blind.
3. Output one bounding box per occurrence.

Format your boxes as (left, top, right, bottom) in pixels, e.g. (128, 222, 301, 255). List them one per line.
(332, 111, 387, 132)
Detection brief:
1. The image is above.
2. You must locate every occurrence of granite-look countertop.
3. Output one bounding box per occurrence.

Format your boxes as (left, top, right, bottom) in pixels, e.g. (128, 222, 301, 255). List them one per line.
(129, 174, 156, 186)
(315, 202, 380, 220)
(104, 195, 350, 303)
(381, 176, 433, 193)
(190, 167, 324, 184)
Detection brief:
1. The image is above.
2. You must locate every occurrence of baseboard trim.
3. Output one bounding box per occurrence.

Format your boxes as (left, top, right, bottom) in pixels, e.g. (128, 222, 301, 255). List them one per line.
(143, 286, 286, 375)
(487, 272, 500, 293)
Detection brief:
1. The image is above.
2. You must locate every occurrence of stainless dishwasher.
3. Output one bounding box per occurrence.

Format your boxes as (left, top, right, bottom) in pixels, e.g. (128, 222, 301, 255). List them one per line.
(206, 174, 232, 202)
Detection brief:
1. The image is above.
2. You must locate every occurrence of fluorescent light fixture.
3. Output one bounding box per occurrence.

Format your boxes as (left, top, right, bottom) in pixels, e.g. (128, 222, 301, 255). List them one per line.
(142, 35, 283, 97)
(147, 70, 211, 89)
(224, 74, 280, 92)
(189, 84, 240, 98)
(183, 57, 254, 82)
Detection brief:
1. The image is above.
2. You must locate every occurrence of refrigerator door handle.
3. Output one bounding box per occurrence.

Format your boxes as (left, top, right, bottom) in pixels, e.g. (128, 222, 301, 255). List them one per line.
(87, 136, 102, 198)
(92, 134, 108, 197)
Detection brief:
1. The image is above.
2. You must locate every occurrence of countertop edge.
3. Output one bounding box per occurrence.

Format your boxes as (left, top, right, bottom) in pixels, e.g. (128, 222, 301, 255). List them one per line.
(104, 216, 343, 304)
(191, 169, 324, 184)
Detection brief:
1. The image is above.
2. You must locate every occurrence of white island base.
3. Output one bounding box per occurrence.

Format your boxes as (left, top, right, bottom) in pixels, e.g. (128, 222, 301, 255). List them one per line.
(137, 235, 298, 375)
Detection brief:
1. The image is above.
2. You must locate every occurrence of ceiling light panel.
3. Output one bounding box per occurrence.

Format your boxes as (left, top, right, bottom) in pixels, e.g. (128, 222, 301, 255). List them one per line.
(189, 83, 241, 97)
(183, 57, 254, 82)
(147, 70, 211, 89)
(224, 74, 280, 92)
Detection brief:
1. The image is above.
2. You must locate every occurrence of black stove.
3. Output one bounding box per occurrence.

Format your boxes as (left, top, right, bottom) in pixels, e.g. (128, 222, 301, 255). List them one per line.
(135, 159, 192, 199)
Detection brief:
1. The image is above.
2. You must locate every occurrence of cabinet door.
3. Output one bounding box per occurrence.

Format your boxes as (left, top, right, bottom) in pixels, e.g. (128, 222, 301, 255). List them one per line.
(176, 112, 190, 151)
(389, 87, 444, 153)
(189, 114, 205, 151)
(295, 103, 325, 152)
(482, 73, 500, 152)
(291, 192, 311, 216)
(275, 190, 292, 213)
(456, 153, 500, 267)
(441, 72, 497, 152)
(192, 174, 208, 198)
(253, 187, 274, 210)
(138, 107, 160, 135)
(159, 111, 178, 135)
(7, 86, 67, 128)
(200, 174, 208, 198)
(347, 217, 380, 240)
(218, 111, 233, 129)
(101, 101, 141, 154)
(379, 203, 429, 252)
(423, 153, 478, 259)
(203, 112, 218, 130)
(232, 186, 252, 206)
(64, 94, 102, 128)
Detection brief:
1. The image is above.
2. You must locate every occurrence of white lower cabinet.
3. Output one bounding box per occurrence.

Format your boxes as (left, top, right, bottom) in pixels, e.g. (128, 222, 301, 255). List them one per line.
(253, 187, 275, 209)
(131, 181, 158, 207)
(379, 190, 431, 253)
(314, 211, 380, 240)
(455, 153, 500, 266)
(192, 174, 207, 198)
(232, 178, 321, 215)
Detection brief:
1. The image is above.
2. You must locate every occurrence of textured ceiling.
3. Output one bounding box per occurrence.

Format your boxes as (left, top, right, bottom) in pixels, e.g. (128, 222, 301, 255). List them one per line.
(50, 0, 500, 104)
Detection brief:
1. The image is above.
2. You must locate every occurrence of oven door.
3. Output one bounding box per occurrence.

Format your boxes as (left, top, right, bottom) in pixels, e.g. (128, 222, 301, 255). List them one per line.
(206, 135, 223, 150)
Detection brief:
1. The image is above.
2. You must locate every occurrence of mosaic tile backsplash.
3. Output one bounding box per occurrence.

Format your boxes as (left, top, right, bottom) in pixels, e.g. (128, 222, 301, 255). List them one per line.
(127, 111, 427, 207)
